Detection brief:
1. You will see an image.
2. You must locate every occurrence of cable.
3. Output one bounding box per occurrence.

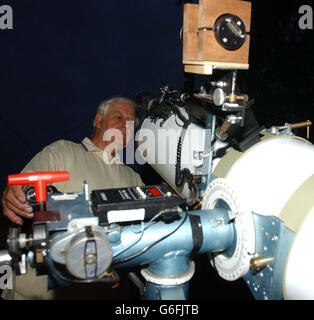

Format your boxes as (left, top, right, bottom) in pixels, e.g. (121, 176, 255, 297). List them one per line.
(47, 214, 160, 285)
(113, 212, 161, 258)
(113, 221, 145, 258)
(112, 210, 189, 265)
(47, 257, 120, 285)
(175, 120, 191, 187)
(174, 114, 184, 128)
(207, 252, 218, 273)
(128, 272, 145, 300)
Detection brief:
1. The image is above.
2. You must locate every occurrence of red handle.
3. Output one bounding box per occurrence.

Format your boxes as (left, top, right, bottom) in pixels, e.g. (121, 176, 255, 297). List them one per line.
(8, 171, 69, 202)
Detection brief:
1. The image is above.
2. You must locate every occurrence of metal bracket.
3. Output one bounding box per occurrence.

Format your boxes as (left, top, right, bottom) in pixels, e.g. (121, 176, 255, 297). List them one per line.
(243, 213, 294, 300)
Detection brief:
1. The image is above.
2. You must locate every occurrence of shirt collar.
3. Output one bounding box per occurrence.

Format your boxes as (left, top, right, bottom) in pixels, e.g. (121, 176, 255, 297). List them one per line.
(81, 137, 122, 164)
(81, 137, 102, 152)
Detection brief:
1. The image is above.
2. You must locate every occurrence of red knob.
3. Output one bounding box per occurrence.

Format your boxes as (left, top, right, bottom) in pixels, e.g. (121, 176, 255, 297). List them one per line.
(8, 171, 69, 202)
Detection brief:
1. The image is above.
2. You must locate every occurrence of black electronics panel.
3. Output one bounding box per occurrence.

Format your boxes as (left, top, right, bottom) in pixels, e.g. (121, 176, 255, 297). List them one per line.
(91, 184, 181, 225)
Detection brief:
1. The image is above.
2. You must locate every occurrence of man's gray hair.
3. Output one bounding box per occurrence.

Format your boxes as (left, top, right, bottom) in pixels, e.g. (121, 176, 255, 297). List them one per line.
(95, 97, 139, 127)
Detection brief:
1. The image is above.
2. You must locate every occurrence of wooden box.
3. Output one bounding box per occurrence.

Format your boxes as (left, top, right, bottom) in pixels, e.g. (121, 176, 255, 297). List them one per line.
(182, 0, 252, 74)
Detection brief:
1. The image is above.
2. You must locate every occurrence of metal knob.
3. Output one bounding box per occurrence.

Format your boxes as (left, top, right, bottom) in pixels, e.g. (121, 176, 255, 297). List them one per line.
(250, 256, 274, 272)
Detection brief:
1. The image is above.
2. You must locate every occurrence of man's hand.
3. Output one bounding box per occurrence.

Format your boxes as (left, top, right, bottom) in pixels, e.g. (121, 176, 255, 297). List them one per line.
(1, 185, 34, 225)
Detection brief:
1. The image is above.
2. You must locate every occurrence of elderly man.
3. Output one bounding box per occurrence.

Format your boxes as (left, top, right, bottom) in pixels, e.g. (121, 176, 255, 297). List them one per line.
(1, 97, 144, 299)
(2, 97, 144, 225)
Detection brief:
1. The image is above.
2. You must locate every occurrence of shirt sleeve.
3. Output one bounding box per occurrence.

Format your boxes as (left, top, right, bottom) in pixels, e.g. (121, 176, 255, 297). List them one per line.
(21, 141, 65, 173)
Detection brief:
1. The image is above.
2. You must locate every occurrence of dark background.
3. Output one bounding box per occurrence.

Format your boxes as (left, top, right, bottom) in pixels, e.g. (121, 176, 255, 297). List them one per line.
(0, 0, 313, 300)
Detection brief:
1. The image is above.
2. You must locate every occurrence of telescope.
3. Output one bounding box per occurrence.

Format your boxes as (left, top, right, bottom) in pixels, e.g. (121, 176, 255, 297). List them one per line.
(1, 0, 313, 300)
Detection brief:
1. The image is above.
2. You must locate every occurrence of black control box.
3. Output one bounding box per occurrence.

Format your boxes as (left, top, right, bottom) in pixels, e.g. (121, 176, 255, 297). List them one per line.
(91, 184, 181, 225)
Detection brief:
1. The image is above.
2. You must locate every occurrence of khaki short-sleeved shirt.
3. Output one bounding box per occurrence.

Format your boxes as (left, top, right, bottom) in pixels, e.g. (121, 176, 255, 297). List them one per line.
(21, 137, 144, 192)
(2, 137, 144, 300)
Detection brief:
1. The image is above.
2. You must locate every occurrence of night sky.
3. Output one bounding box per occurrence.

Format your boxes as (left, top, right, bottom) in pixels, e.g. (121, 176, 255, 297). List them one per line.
(0, 0, 313, 300)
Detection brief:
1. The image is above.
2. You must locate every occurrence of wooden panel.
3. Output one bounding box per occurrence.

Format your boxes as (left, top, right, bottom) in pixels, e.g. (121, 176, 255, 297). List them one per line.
(183, 3, 199, 33)
(198, 0, 251, 32)
(184, 64, 213, 75)
(183, 60, 249, 70)
(183, 32, 198, 61)
(198, 29, 250, 64)
(182, 0, 251, 73)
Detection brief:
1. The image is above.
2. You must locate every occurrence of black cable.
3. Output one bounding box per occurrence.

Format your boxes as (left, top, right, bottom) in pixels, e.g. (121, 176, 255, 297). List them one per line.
(174, 114, 184, 128)
(207, 252, 218, 273)
(113, 210, 189, 265)
(128, 272, 145, 300)
(47, 258, 120, 286)
(175, 120, 191, 187)
(171, 104, 189, 124)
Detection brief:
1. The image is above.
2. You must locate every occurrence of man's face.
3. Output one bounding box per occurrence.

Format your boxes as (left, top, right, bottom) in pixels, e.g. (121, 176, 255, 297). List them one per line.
(93, 102, 136, 151)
